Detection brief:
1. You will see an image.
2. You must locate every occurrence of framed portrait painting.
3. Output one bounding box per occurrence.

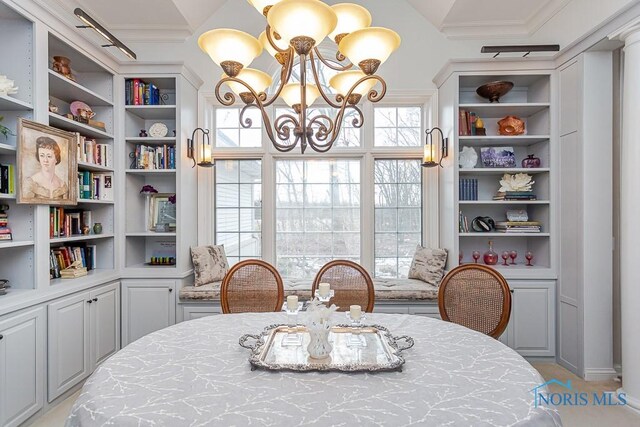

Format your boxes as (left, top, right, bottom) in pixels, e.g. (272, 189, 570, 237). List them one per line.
(17, 118, 78, 205)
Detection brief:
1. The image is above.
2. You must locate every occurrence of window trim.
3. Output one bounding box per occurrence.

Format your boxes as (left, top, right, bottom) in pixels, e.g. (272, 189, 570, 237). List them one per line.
(198, 89, 439, 275)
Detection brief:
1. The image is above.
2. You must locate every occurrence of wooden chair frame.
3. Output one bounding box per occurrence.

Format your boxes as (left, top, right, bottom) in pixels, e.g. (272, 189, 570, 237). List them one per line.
(438, 264, 512, 338)
(311, 260, 375, 312)
(220, 259, 284, 314)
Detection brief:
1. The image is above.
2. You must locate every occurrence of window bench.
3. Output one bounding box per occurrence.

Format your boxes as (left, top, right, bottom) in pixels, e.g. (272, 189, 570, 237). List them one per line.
(178, 278, 441, 320)
(179, 278, 439, 302)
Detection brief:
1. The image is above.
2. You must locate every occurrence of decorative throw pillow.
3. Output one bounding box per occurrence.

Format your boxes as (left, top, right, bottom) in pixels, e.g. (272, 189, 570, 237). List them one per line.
(190, 245, 229, 286)
(408, 246, 448, 286)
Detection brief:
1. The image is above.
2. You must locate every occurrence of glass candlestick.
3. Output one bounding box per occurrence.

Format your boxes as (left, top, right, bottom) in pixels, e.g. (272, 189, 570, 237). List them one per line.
(472, 251, 481, 263)
(315, 289, 334, 303)
(346, 311, 367, 348)
(281, 298, 304, 347)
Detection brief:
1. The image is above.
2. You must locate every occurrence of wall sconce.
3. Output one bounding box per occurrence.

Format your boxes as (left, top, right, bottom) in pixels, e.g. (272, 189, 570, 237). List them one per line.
(74, 8, 137, 60)
(421, 127, 448, 168)
(187, 128, 214, 168)
(481, 44, 559, 58)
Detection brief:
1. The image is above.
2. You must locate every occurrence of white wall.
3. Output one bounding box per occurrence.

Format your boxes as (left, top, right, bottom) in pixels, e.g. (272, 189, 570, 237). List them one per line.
(123, 0, 638, 92)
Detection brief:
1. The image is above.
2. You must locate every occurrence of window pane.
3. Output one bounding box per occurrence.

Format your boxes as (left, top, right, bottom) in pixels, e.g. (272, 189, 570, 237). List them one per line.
(215, 160, 262, 265)
(374, 159, 422, 278)
(276, 159, 361, 278)
(374, 106, 422, 147)
(215, 107, 262, 148)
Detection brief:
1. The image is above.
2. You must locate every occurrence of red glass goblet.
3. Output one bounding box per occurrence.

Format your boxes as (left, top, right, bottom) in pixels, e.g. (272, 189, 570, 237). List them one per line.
(501, 251, 510, 266)
(472, 251, 481, 263)
(510, 250, 517, 265)
(525, 251, 534, 266)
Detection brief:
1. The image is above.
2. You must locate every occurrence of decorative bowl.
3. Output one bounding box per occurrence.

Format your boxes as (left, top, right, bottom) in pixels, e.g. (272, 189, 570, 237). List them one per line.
(476, 81, 514, 103)
(498, 115, 525, 135)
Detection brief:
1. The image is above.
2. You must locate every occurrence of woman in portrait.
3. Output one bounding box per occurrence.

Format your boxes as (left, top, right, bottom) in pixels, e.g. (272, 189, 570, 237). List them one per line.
(23, 136, 69, 199)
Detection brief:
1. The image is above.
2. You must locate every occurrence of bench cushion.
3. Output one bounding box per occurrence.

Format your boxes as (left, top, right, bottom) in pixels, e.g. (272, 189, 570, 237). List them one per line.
(179, 278, 439, 301)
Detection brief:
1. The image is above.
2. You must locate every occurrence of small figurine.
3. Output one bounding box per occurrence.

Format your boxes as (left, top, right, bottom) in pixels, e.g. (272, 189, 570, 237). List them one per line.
(475, 117, 486, 136)
(139, 129, 148, 137)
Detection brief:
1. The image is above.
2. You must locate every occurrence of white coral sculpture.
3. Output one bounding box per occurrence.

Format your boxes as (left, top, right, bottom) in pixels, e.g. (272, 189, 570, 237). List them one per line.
(499, 173, 534, 192)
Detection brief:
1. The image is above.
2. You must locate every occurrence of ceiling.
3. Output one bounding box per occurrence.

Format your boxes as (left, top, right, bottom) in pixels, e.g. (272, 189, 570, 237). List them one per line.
(40, 0, 573, 42)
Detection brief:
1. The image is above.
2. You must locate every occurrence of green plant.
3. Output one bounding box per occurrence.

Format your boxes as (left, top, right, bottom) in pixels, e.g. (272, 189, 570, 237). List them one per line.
(0, 116, 15, 139)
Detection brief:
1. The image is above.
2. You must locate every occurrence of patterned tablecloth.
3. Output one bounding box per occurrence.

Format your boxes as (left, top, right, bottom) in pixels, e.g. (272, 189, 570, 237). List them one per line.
(67, 313, 561, 426)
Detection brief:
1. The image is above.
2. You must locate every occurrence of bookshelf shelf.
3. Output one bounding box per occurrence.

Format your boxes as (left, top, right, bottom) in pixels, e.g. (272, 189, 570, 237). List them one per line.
(0, 94, 32, 111)
(77, 199, 114, 205)
(459, 135, 550, 146)
(458, 102, 550, 117)
(0, 143, 16, 155)
(459, 233, 550, 237)
(0, 240, 35, 249)
(126, 263, 177, 269)
(125, 232, 176, 237)
(0, 193, 16, 200)
(125, 105, 177, 120)
(48, 70, 113, 107)
(459, 168, 550, 174)
(125, 169, 176, 174)
(50, 233, 115, 244)
(49, 269, 116, 287)
(77, 161, 114, 172)
(48, 113, 113, 139)
(125, 137, 177, 144)
(459, 200, 550, 205)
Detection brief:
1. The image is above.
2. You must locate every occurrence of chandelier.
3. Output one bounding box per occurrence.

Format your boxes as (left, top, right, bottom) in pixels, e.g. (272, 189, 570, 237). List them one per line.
(198, 0, 401, 153)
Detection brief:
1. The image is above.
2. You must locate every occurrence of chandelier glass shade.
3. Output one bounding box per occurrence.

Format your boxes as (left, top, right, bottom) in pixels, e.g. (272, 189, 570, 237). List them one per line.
(198, 0, 401, 153)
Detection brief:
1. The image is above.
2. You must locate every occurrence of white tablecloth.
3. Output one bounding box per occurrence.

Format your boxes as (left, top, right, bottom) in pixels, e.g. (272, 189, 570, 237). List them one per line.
(67, 313, 561, 426)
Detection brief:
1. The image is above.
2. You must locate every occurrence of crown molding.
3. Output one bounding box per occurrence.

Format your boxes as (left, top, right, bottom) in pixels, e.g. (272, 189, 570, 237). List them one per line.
(432, 58, 556, 88)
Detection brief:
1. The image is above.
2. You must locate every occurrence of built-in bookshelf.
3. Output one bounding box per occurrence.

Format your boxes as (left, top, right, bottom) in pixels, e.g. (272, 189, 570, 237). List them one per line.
(0, 2, 36, 292)
(119, 70, 198, 277)
(47, 34, 116, 285)
(438, 70, 555, 278)
(123, 76, 178, 270)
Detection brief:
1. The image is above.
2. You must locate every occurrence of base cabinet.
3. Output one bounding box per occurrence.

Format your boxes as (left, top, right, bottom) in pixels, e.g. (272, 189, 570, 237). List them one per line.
(48, 282, 120, 401)
(501, 281, 556, 357)
(122, 280, 176, 346)
(181, 304, 222, 321)
(0, 307, 45, 427)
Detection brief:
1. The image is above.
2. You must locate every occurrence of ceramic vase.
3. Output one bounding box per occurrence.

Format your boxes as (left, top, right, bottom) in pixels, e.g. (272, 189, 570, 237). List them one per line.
(93, 222, 102, 234)
(307, 319, 332, 359)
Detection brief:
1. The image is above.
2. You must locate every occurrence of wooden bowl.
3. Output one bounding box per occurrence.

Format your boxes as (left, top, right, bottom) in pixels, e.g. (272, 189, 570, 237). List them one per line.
(476, 81, 514, 103)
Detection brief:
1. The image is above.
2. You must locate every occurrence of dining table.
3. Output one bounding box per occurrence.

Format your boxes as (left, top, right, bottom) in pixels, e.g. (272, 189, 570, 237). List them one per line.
(66, 312, 561, 426)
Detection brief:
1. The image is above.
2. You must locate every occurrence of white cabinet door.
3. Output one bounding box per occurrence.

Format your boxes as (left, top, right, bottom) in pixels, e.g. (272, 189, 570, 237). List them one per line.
(91, 283, 120, 366)
(122, 281, 176, 346)
(509, 283, 555, 357)
(182, 305, 222, 321)
(48, 292, 91, 401)
(0, 308, 45, 427)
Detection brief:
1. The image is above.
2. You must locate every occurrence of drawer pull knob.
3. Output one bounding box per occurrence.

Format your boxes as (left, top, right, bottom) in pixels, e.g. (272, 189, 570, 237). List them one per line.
(93, 298, 98, 302)
(0, 334, 3, 340)
(87, 300, 92, 304)
(169, 288, 173, 293)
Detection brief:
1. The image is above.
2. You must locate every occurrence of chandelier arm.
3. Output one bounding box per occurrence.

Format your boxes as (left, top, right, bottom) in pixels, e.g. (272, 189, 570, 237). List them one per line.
(362, 75, 388, 103)
(299, 53, 309, 153)
(262, 50, 295, 107)
(214, 78, 237, 106)
(309, 50, 342, 108)
(272, 113, 301, 152)
(265, 25, 289, 53)
(312, 46, 352, 71)
(307, 114, 334, 142)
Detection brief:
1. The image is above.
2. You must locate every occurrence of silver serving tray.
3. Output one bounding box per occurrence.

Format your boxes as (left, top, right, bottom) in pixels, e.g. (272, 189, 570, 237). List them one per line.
(239, 324, 414, 372)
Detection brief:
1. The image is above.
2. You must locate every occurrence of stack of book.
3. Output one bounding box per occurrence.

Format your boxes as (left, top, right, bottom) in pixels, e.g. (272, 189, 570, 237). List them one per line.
(0, 207, 10, 241)
(125, 79, 162, 105)
(131, 144, 176, 170)
(77, 137, 113, 168)
(60, 260, 88, 279)
(495, 221, 542, 233)
(50, 245, 96, 279)
(77, 171, 113, 201)
(493, 191, 537, 201)
(458, 109, 478, 136)
(459, 179, 478, 200)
